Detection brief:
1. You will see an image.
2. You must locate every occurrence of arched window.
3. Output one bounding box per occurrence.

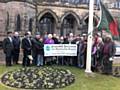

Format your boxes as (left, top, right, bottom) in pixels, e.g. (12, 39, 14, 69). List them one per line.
(39, 13, 56, 35)
(29, 18, 33, 32)
(61, 14, 78, 36)
(113, 1, 120, 8)
(6, 12, 9, 31)
(15, 14, 21, 31)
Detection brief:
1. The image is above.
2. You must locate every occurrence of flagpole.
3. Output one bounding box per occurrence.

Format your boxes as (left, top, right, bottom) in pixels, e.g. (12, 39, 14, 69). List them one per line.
(96, 0, 102, 28)
(85, 0, 94, 73)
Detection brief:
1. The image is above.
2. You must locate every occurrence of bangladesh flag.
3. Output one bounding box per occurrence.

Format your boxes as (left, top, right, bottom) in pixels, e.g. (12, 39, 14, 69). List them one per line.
(97, 1, 119, 40)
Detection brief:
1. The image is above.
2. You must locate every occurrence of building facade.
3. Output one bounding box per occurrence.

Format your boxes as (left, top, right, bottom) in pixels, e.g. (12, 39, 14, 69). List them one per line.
(0, 0, 120, 40)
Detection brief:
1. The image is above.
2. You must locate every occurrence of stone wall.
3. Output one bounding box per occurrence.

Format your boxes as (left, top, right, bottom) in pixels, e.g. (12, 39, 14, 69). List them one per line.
(0, 1, 35, 41)
(0, 1, 120, 38)
(0, 3, 6, 35)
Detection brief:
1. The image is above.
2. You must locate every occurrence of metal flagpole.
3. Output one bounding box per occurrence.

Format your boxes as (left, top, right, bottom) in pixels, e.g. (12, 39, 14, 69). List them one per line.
(85, 0, 94, 73)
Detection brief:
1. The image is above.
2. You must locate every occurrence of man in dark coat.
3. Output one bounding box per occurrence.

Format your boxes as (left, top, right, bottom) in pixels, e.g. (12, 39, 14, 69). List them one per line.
(21, 32, 32, 66)
(32, 32, 44, 66)
(31, 32, 44, 66)
(12, 32, 20, 64)
(3, 31, 14, 66)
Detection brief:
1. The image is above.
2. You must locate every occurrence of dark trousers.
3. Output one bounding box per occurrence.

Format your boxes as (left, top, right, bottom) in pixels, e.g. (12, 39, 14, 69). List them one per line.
(22, 51, 31, 67)
(5, 51, 13, 66)
(102, 55, 113, 74)
(23, 55, 30, 66)
(13, 53, 19, 64)
(13, 50, 19, 64)
(32, 51, 37, 66)
(73, 56, 78, 66)
(32, 56, 37, 66)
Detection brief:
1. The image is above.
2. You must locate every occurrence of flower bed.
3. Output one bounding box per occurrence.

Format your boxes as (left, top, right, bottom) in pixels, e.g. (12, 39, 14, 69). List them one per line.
(1, 67, 75, 89)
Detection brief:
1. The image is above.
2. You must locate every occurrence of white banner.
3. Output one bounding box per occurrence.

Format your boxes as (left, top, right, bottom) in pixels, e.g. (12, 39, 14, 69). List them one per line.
(44, 44, 77, 56)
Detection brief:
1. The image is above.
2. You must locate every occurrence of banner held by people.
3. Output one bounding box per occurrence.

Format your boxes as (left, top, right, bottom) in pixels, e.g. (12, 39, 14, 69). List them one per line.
(44, 44, 77, 56)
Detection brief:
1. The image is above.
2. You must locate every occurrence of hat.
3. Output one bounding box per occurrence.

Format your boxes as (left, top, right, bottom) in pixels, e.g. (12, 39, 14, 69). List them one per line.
(106, 35, 112, 39)
(35, 32, 40, 35)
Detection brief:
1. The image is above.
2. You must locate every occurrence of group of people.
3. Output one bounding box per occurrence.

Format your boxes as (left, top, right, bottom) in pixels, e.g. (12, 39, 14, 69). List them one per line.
(3, 31, 20, 66)
(91, 34, 116, 74)
(2, 31, 116, 75)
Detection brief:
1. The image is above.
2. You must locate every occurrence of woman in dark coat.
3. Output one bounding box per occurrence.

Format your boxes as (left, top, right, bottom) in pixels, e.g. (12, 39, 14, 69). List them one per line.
(102, 37, 116, 75)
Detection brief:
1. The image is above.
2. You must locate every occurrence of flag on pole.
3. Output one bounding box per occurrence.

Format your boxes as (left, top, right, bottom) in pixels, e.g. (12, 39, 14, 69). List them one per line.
(97, 0, 119, 40)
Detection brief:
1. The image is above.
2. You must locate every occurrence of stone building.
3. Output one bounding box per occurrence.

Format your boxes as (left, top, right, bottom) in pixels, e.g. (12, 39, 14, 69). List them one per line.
(0, 0, 120, 40)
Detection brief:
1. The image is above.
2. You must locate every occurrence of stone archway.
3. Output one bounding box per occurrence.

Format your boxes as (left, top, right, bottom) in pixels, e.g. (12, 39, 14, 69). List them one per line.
(38, 9, 59, 35)
(60, 11, 80, 36)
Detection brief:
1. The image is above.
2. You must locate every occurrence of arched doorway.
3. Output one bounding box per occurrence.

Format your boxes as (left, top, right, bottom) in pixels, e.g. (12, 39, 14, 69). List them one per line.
(38, 12, 56, 35)
(61, 13, 79, 36)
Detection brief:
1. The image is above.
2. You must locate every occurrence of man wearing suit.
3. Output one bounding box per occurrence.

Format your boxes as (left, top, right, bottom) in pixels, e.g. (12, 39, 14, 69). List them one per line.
(21, 31, 32, 66)
(12, 32, 20, 64)
(3, 31, 14, 66)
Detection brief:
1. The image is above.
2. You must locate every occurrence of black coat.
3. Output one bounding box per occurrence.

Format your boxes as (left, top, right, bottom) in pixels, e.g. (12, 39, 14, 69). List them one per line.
(3, 37, 14, 56)
(21, 37, 32, 55)
(62, 38, 69, 44)
(32, 38, 44, 55)
(12, 36, 20, 53)
(52, 37, 59, 44)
